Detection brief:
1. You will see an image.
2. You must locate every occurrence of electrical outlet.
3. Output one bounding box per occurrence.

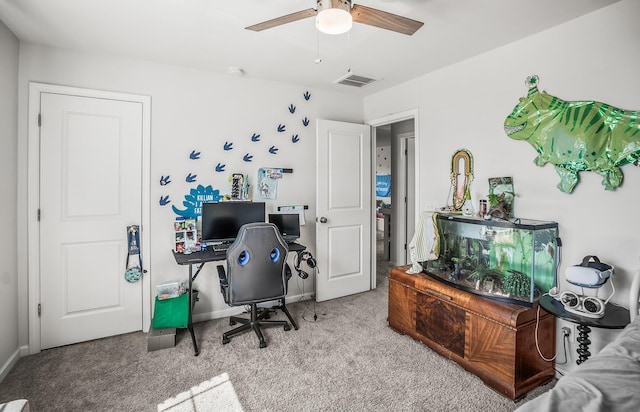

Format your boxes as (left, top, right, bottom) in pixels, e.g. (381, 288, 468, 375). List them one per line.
(561, 324, 577, 343)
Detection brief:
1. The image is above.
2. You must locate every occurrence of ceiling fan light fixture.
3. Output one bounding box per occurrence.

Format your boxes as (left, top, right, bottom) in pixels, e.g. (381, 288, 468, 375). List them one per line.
(316, 1, 352, 35)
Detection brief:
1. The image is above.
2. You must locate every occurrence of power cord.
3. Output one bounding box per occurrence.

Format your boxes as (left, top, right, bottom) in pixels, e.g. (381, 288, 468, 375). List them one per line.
(535, 301, 563, 362)
(294, 252, 318, 322)
(296, 266, 318, 322)
(555, 331, 569, 366)
(534, 299, 570, 366)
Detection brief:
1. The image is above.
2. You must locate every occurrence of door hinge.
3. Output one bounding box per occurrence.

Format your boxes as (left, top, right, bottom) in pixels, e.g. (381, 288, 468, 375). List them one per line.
(38, 113, 41, 127)
(38, 303, 41, 317)
(37, 209, 41, 221)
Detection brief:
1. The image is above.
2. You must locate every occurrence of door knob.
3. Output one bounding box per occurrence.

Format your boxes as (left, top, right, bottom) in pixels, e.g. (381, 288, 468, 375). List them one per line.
(319, 217, 328, 223)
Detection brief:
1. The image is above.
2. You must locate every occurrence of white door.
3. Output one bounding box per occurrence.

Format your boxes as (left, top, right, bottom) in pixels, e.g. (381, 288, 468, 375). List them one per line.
(404, 136, 416, 263)
(316, 119, 372, 302)
(39, 92, 144, 349)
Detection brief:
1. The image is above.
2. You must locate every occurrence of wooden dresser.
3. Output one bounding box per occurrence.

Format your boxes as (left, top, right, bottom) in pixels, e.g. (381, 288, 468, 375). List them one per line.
(388, 265, 555, 400)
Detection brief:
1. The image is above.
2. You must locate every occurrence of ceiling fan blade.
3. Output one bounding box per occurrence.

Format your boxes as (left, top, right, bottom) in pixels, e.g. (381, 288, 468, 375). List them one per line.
(245, 8, 317, 32)
(351, 4, 423, 36)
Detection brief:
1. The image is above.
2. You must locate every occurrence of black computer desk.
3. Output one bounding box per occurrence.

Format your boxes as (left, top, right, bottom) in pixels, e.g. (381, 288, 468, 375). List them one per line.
(172, 242, 307, 356)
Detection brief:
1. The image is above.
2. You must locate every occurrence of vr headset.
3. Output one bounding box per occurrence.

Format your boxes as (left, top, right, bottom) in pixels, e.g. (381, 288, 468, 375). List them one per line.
(565, 255, 613, 288)
(561, 255, 614, 319)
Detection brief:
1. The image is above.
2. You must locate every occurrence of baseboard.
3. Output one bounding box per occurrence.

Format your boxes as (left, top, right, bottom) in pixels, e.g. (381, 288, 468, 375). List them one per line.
(19, 345, 29, 357)
(0, 346, 24, 383)
(191, 292, 315, 323)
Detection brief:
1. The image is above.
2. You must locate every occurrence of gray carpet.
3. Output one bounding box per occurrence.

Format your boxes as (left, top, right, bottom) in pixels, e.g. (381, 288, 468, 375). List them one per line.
(0, 246, 554, 411)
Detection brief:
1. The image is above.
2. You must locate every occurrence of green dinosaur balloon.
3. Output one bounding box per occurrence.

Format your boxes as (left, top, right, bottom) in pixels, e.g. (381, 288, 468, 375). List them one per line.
(504, 75, 640, 193)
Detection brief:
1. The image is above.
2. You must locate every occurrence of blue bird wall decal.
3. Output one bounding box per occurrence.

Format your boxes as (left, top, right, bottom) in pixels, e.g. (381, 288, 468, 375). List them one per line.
(251, 133, 261, 142)
(292, 134, 300, 143)
(269, 146, 279, 154)
(288, 104, 296, 114)
(215, 163, 226, 172)
(277, 124, 286, 133)
(302, 117, 310, 127)
(189, 150, 201, 160)
(186, 173, 197, 183)
(160, 175, 171, 186)
(223, 141, 233, 151)
(243, 153, 253, 162)
(159, 195, 171, 206)
(304, 91, 311, 101)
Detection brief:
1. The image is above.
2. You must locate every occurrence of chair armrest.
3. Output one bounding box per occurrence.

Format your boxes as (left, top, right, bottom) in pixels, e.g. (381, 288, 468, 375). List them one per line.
(285, 263, 292, 282)
(217, 265, 230, 304)
(217, 265, 228, 286)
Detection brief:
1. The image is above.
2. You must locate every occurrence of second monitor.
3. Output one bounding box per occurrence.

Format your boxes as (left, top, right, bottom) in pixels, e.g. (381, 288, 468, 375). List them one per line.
(268, 213, 300, 243)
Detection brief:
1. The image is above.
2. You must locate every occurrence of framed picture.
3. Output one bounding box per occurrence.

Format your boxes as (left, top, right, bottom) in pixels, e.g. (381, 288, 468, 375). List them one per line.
(488, 177, 514, 217)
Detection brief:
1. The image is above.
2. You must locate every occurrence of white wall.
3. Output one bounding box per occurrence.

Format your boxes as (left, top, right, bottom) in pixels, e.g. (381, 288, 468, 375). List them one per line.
(365, 0, 640, 373)
(0, 19, 19, 380)
(15, 44, 364, 347)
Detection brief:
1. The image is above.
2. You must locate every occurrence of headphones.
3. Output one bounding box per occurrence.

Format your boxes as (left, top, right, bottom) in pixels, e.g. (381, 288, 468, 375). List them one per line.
(294, 250, 316, 279)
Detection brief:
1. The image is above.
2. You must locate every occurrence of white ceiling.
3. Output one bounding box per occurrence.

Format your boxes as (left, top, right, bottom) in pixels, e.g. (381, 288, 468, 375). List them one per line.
(0, 0, 620, 96)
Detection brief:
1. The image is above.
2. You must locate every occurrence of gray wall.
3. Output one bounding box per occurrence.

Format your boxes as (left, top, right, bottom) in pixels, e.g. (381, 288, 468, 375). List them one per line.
(0, 19, 19, 380)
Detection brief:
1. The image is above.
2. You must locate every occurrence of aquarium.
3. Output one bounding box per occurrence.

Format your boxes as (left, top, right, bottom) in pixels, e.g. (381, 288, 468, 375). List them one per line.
(423, 213, 559, 305)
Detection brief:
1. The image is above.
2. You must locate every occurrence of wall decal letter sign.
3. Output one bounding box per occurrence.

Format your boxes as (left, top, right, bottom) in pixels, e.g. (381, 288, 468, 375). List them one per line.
(172, 185, 221, 218)
(504, 75, 640, 193)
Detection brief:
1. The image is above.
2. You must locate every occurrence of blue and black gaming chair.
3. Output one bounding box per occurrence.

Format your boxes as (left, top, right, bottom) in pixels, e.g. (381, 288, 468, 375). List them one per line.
(217, 222, 291, 348)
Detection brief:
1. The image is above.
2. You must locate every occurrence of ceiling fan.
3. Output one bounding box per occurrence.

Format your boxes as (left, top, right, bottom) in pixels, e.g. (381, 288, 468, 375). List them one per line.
(245, 0, 424, 36)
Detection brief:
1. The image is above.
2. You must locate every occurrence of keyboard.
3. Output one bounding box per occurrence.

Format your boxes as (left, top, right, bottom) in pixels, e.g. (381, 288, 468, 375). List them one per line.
(212, 244, 230, 253)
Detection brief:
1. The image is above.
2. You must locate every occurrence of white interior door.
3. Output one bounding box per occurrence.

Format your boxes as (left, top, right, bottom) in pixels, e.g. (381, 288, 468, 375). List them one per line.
(404, 136, 416, 263)
(39, 92, 144, 349)
(316, 119, 372, 302)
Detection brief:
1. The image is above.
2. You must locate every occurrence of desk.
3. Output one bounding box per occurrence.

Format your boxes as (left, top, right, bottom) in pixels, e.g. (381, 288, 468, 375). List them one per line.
(539, 295, 630, 365)
(171, 242, 307, 356)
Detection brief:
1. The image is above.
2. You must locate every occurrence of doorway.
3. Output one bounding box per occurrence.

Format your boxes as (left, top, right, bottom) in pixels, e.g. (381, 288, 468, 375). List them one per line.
(369, 110, 418, 288)
(27, 83, 152, 353)
(315, 119, 372, 302)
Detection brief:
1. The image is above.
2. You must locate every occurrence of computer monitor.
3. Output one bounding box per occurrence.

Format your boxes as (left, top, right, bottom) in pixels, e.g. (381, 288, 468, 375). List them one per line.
(201, 201, 265, 244)
(268, 213, 300, 242)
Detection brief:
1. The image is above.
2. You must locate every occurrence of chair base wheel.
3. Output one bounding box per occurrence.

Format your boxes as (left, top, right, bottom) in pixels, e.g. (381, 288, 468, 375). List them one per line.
(229, 320, 236, 326)
(222, 336, 230, 345)
(259, 341, 267, 348)
(284, 324, 291, 331)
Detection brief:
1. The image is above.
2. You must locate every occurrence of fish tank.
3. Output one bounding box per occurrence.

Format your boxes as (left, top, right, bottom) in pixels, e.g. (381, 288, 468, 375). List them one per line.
(423, 213, 559, 306)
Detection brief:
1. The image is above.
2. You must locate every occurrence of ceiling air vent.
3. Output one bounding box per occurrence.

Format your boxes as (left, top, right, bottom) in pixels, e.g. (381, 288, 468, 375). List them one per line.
(334, 71, 378, 88)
